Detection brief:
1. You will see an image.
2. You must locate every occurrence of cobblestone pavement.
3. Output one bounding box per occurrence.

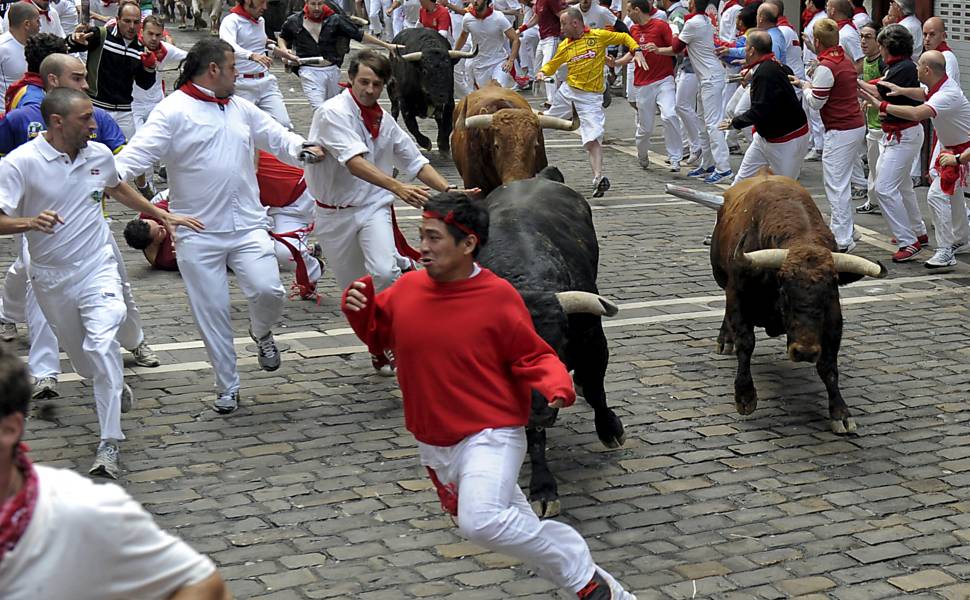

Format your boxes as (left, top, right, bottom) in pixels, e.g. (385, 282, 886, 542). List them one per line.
(7, 27, 970, 599)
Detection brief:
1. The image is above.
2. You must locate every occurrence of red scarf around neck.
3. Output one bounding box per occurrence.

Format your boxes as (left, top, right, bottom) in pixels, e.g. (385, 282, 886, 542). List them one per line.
(926, 75, 948, 100)
(684, 12, 708, 22)
(937, 41, 952, 53)
(885, 54, 907, 66)
(22, 0, 50, 21)
(852, 6, 866, 15)
(230, 4, 260, 23)
(836, 18, 856, 30)
(468, 5, 493, 19)
(179, 82, 230, 105)
(0, 444, 39, 563)
(745, 52, 776, 70)
(345, 86, 382, 138)
(801, 5, 817, 29)
(777, 15, 793, 29)
(303, 2, 335, 22)
(720, 0, 739, 12)
(818, 45, 845, 64)
(4, 72, 42, 113)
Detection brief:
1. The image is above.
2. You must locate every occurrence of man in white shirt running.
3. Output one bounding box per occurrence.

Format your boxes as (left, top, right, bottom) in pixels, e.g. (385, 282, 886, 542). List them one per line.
(117, 38, 324, 415)
(1, 0, 64, 37)
(0, 3, 40, 112)
(0, 88, 202, 479)
(453, 0, 519, 89)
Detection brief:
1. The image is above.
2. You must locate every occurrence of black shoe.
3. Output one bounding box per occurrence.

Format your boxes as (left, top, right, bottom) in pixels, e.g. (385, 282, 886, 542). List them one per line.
(855, 201, 881, 215)
(592, 176, 611, 198)
(577, 572, 615, 600)
(602, 89, 612, 108)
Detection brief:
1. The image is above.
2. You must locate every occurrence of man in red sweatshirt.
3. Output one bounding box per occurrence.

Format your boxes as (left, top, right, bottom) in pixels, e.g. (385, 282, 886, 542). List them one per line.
(341, 192, 636, 600)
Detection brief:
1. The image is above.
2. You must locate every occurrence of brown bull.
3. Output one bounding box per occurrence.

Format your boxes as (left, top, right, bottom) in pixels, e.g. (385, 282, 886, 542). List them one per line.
(710, 171, 886, 434)
(451, 85, 577, 195)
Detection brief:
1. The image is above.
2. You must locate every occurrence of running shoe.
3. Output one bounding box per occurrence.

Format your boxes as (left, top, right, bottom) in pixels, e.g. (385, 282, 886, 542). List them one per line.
(804, 148, 822, 161)
(32, 376, 58, 400)
(250, 329, 281, 371)
(855, 201, 881, 215)
(120, 383, 134, 413)
(592, 176, 611, 198)
(0, 321, 16, 342)
(925, 246, 957, 269)
(130, 341, 160, 367)
(214, 389, 240, 414)
(892, 243, 922, 263)
(704, 169, 733, 184)
(89, 440, 121, 479)
(687, 166, 714, 178)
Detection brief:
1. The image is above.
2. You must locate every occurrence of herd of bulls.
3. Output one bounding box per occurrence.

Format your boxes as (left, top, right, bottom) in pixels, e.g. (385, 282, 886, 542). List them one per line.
(386, 46, 889, 517)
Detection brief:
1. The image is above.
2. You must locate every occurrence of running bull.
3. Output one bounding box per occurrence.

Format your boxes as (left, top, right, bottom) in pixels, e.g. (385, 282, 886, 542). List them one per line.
(451, 86, 579, 195)
(388, 28, 475, 154)
(479, 168, 623, 517)
(669, 171, 886, 434)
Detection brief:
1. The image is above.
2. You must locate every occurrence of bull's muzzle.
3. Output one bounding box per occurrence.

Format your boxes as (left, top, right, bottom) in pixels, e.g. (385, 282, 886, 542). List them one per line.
(788, 342, 821, 364)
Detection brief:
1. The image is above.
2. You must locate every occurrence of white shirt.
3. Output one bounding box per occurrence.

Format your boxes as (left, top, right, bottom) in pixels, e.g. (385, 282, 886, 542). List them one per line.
(400, 0, 421, 28)
(717, 2, 741, 43)
(678, 14, 723, 81)
(838, 22, 863, 63)
(899, 15, 922, 61)
(1, 2, 64, 36)
(132, 42, 188, 108)
(0, 135, 119, 269)
(926, 76, 970, 149)
(492, 0, 520, 13)
(305, 89, 429, 208)
(777, 21, 804, 79)
(0, 32, 26, 105)
(116, 86, 306, 232)
(941, 49, 960, 85)
(580, 4, 614, 31)
(220, 11, 269, 76)
(461, 11, 513, 67)
(0, 466, 216, 600)
(52, 0, 78, 33)
(803, 10, 827, 63)
(852, 10, 868, 30)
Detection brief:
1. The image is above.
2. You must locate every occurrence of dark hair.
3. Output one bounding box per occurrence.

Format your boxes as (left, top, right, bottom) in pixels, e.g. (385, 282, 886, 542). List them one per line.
(851, 0, 865, 6)
(747, 29, 772, 54)
(142, 14, 165, 29)
(877, 23, 914, 59)
(765, 0, 784, 16)
(0, 344, 31, 420)
(694, 0, 715, 13)
(348, 49, 391, 83)
(629, 0, 652, 14)
(123, 219, 153, 250)
(8, 2, 39, 28)
(423, 192, 489, 257)
(40, 87, 88, 126)
(739, 4, 759, 29)
(175, 38, 234, 89)
(810, 0, 825, 10)
(860, 21, 879, 33)
(25, 33, 67, 73)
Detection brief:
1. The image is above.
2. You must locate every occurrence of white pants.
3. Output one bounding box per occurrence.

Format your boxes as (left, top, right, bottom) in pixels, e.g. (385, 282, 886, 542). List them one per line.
(804, 94, 824, 152)
(926, 175, 970, 249)
(633, 77, 682, 164)
(298, 66, 341, 111)
(30, 245, 127, 441)
(696, 76, 730, 172)
(735, 131, 810, 182)
(675, 70, 702, 154)
(419, 427, 626, 595)
(468, 59, 513, 89)
(546, 85, 604, 146)
(131, 101, 157, 130)
(268, 197, 323, 285)
(823, 126, 867, 248)
(0, 246, 59, 380)
(866, 127, 881, 205)
(722, 70, 740, 147)
(315, 201, 401, 292)
(104, 108, 136, 140)
(367, 0, 392, 36)
(875, 126, 927, 247)
(234, 74, 292, 129)
(176, 229, 286, 394)
(538, 36, 564, 104)
(518, 26, 540, 77)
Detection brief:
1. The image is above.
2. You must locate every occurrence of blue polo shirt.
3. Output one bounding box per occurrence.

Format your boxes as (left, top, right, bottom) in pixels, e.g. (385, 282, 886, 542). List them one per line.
(0, 104, 127, 157)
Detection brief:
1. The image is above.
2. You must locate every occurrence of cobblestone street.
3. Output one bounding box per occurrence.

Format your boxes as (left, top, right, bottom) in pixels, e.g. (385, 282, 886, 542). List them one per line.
(7, 27, 970, 599)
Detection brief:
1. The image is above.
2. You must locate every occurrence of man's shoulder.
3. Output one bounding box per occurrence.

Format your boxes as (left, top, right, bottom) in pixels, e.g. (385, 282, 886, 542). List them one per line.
(36, 465, 134, 519)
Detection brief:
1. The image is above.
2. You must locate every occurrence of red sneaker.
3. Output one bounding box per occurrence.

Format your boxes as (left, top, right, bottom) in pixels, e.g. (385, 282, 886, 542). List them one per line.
(892, 243, 922, 263)
(891, 234, 929, 246)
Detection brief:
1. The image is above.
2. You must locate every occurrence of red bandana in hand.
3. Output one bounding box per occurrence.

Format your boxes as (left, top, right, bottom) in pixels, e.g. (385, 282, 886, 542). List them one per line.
(179, 82, 230, 105)
(303, 2, 334, 23)
(0, 444, 38, 563)
(230, 4, 260, 23)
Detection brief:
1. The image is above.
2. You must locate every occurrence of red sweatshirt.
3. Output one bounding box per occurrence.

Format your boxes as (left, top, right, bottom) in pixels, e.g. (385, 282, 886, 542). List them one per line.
(341, 269, 576, 447)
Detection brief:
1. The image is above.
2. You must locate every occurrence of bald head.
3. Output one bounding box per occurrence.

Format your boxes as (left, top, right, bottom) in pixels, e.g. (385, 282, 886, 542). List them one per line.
(747, 29, 773, 56)
(7, 2, 39, 28)
(826, 0, 851, 20)
(765, 0, 784, 16)
(923, 17, 946, 51)
(919, 50, 947, 75)
(39, 54, 89, 92)
(756, 3, 778, 26)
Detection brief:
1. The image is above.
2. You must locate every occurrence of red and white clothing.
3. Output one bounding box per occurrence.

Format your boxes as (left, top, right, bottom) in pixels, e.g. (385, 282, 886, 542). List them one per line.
(52, 0, 78, 33)
(419, 3, 452, 41)
(802, 9, 827, 151)
(776, 17, 804, 80)
(0, 465, 216, 600)
(837, 20, 863, 63)
(1, 1, 65, 36)
(899, 14, 922, 61)
(461, 10, 514, 88)
(220, 7, 292, 128)
(936, 43, 961, 89)
(631, 18, 680, 165)
(925, 76, 970, 249)
(132, 41, 187, 128)
(716, 0, 741, 43)
(851, 6, 868, 30)
(0, 32, 26, 113)
(580, 3, 614, 30)
(306, 88, 428, 292)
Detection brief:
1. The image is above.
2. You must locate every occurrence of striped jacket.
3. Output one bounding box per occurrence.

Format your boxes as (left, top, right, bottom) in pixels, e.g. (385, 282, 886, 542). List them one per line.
(83, 25, 156, 111)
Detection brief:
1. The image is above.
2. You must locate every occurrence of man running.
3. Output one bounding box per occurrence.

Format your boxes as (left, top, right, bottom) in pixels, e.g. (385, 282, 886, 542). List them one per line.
(453, 0, 520, 89)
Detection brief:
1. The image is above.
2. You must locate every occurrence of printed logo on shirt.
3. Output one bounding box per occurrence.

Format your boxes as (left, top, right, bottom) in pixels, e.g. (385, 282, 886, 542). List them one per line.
(569, 49, 597, 63)
(90, 168, 100, 175)
(91, 189, 104, 204)
(27, 122, 43, 139)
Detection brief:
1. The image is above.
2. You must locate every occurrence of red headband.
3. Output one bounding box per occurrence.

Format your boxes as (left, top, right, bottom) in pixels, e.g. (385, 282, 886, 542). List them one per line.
(423, 210, 478, 238)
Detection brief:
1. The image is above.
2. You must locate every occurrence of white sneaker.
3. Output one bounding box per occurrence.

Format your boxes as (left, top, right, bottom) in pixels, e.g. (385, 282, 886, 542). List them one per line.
(804, 148, 822, 161)
(668, 160, 680, 172)
(32, 377, 58, 399)
(685, 149, 702, 166)
(953, 241, 970, 255)
(89, 440, 121, 479)
(120, 383, 135, 413)
(925, 247, 956, 269)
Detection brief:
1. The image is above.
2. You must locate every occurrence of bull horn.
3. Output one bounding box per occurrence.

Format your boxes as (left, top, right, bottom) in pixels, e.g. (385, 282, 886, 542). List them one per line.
(537, 112, 579, 131)
(349, 15, 369, 26)
(398, 51, 423, 61)
(464, 114, 494, 129)
(555, 291, 619, 317)
(448, 45, 478, 59)
(831, 253, 888, 278)
(742, 249, 789, 270)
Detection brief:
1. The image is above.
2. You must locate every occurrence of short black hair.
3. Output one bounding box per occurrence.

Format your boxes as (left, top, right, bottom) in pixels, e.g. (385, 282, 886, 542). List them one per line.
(693, 0, 715, 13)
(878, 23, 914, 59)
(123, 219, 153, 250)
(423, 192, 489, 258)
(810, 0, 825, 10)
(25, 33, 67, 73)
(40, 87, 88, 126)
(0, 344, 31, 420)
(629, 0, 652, 13)
(349, 49, 391, 82)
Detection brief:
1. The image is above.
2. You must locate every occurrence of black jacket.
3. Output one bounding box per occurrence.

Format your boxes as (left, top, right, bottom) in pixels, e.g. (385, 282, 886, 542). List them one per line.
(730, 59, 807, 141)
(78, 26, 155, 111)
(879, 58, 922, 126)
(279, 11, 364, 67)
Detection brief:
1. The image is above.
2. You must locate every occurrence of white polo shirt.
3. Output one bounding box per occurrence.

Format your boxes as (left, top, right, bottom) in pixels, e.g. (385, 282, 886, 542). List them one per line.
(926, 77, 970, 149)
(678, 14, 723, 81)
(838, 23, 863, 63)
(899, 14, 922, 61)
(941, 49, 960, 86)
(852, 10, 868, 29)
(580, 4, 614, 31)
(219, 11, 269, 76)
(305, 89, 429, 208)
(131, 42, 189, 109)
(0, 32, 26, 105)
(116, 86, 306, 232)
(0, 135, 119, 269)
(0, 465, 216, 600)
(461, 11, 513, 67)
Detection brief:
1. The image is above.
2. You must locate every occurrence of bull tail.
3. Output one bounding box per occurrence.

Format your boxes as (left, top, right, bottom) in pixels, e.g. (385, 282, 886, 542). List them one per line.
(537, 166, 564, 183)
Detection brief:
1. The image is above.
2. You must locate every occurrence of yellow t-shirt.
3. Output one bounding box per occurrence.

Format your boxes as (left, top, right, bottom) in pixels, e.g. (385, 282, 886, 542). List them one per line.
(540, 28, 640, 93)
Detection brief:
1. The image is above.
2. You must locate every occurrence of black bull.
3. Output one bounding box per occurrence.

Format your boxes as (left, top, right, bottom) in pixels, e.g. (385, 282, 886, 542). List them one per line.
(388, 28, 473, 153)
(477, 169, 625, 517)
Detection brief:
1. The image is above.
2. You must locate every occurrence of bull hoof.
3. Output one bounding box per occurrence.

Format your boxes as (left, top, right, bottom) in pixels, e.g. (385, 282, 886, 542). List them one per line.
(417, 137, 432, 151)
(830, 417, 858, 435)
(717, 340, 734, 355)
(735, 392, 757, 416)
(595, 410, 626, 449)
(530, 498, 561, 518)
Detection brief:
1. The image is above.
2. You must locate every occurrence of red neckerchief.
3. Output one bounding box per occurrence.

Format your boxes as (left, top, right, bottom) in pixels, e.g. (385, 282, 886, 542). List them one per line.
(837, 18, 856, 30)
(885, 55, 906, 66)
(937, 41, 952, 53)
(818, 45, 845, 64)
(22, 0, 50, 21)
(800, 5, 817, 29)
(777, 15, 792, 29)
(345, 86, 382, 139)
(647, 5, 656, 16)
(3, 72, 42, 113)
(230, 4, 260, 23)
(744, 52, 776, 71)
(138, 34, 169, 61)
(853, 6, 866, 15)
(179, 82, 230, 105)
(684, 12, 707, 21)
(468, 5, 493, 19)
(0, 444, 39, 563)
(720, 0, 739, 13)
(926, 74, 948, 100)
(303, 3, 334, 22)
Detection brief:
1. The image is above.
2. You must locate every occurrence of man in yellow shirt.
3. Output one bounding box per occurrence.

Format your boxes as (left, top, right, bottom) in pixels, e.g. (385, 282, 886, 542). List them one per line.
(538, 8, 647, 196)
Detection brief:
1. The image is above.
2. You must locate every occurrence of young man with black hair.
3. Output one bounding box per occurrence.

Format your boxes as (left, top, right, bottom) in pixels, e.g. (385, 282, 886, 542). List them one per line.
(342, 191, 637, 600)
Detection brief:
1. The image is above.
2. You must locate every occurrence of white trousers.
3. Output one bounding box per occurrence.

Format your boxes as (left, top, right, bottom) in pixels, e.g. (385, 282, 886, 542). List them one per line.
(722, 71, 740, 146)
(696, 76, 730, 172)
(735, 131, 810, 182)
(367, 0, 392, 36)
(269, 201, 323, 284)
(875, 126, 927, 247)
(234, 74, 292, 129)
(176, 229, 286, 394)
(866, 127, 881, 205)
(315, 201, 401, 292)
(30, 245, 127, 441)
(518, 26, 540, 77)
(420, 427, 621, 594)
(104, 108, 136, 140)
(538, 36, 564, 104)
(926, 176, 970, 249)
(823, 126, 867, 248)
(675, 70, 702, 154)
(804, 94, 824, 152)
(298, 66, 341, 111)
(633, 77, 682, 164)
(468, 59, 513, 89)
(546, 85, 604, 146)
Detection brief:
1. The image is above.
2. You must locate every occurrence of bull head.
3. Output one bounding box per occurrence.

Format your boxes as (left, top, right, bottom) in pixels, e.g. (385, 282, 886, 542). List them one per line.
(460, 111, 578, 132)
(738, 248, 887, 279)
(555, 291, 619, 317)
